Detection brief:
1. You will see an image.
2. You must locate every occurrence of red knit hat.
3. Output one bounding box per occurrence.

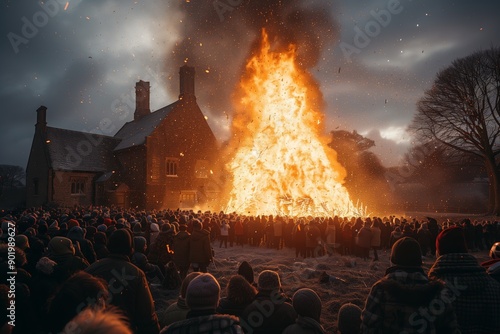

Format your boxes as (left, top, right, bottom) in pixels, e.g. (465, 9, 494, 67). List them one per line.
(67, 219, 80, 229)
(436, 227, 468, 256)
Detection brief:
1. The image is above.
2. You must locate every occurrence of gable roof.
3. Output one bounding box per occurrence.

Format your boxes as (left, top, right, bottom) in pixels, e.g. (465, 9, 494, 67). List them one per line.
(113, 101, 178, 151)
(46, 127, 121, 172)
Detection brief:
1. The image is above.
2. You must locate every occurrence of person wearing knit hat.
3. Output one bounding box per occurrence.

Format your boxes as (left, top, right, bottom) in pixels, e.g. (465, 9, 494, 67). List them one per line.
(47, 237, 89, 280)
(161, 273, 242, 334)
(85, 229, 160, 334)
(49, 236, 75, 256)
(257, 269, 281, 291)
(435, 226, 468, 256)
(158, 272, 201, 327)
(237, 261, 255, 286)
(15, 235, 30, 251)
(68, 219, 80, 229)
(390, 237, 423, 267)
(428, 226, 500, 333)
(360, 237, 459, 333)
(107, 229, 134, 256)
(283, 288, 325, 334)
(337, 303, 361, 334)
(241, 270, 297, 334)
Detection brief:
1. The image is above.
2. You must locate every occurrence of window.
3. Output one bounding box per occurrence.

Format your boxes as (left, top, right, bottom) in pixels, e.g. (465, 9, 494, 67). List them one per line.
(70, 177, 86, 195)
(166, 158, 179, 177)
(150, 156, 160, 183)
(195, 160, 209, 178)
(180, 191, 197, 208)
(33, 178, 39, 196)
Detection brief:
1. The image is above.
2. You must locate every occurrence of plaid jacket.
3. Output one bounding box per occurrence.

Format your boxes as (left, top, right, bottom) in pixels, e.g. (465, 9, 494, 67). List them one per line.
(360, 267, 460, 334)
(161, 313, 243, 334)
(429, 253, 500, 334)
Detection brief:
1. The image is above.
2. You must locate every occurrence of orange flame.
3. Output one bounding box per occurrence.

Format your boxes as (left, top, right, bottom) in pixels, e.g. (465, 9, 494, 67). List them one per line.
(224, 30, 360, 217)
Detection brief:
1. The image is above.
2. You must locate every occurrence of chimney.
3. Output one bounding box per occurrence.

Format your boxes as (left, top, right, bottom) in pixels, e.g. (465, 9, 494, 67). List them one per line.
(179, 65, 195, 100)
(134, 80, 151, 121)
(36, 105, 47, 132)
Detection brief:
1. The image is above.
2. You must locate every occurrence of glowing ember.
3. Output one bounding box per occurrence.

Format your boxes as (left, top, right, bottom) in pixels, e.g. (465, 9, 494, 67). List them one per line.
(224, 30, 361, 217)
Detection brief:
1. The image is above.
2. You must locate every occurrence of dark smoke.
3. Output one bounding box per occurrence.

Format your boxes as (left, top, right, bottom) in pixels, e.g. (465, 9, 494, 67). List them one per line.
(168, 0, 338, 117)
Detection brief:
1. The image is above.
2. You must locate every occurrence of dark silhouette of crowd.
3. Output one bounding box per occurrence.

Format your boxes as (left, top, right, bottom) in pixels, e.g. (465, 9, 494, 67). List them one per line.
(0, 206, 499, 333)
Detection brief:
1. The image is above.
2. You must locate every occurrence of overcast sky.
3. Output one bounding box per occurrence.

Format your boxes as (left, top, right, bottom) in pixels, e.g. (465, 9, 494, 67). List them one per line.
(1, 0, 499, 169)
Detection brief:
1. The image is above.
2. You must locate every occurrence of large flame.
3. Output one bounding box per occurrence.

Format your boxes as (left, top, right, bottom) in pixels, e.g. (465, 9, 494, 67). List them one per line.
(224, 30, 360, 217)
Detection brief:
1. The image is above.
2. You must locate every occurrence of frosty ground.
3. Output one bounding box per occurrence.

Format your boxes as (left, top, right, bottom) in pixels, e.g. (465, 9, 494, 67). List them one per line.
(151, 242, 491, 333)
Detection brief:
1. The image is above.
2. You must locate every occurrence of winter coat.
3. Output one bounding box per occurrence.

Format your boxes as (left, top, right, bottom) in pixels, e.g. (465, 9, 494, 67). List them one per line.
(85, 254, 160, 334)
(220, 222, 230, 237)
(428, 253, 500, 333)
(160, 297, 189, 327)
(306, 224, 321, 248)
(189, 228, 212, 264)
(161, 310, 242, 334)
(172, 231, 191, 267)
(66, 227, 97, 264)
(357, 226, 372, 249)
(273, 220, 283, 237)
(360, 267, 459, 334)
(282, 316, 326, 334)
(241, 291, 297, 334)
(217, 297, 253, 317)
(370, 226, 381, 247)
(148, 231, 174, 267)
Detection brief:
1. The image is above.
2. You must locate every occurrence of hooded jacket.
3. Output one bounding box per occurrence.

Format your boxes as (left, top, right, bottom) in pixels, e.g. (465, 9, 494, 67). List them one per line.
(429, 253, 500, 333)
(173, 230, 191, 267)
(189, 228, 212, 264)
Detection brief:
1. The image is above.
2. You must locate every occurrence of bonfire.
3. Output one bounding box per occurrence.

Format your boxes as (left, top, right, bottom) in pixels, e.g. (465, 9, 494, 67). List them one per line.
(224, 30, 364, 217)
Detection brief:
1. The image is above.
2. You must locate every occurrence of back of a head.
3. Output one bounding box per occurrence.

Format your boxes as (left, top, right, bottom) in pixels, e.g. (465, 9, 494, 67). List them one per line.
(390, 237, 422, 268)
(180, 272, 202, 299)
(436, 227, 468, 257)
(186, 273, 220, 310)
(108, 229, 133, 256)
(48, 271, 109, 333)
(257, 270, 281, 292)
(237, 261, 254, 284)
(292, 288, 322, 322)
(63, 307, 132, 334)
(337, 303, 362, 334)
(227, 275, 257, 304)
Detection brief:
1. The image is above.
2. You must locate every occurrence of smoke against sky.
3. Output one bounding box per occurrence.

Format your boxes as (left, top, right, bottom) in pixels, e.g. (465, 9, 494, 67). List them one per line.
(1, 0, 499, 169)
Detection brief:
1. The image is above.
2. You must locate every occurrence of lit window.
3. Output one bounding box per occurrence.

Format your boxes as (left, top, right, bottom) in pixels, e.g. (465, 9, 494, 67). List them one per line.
(166, 158, 179, 177)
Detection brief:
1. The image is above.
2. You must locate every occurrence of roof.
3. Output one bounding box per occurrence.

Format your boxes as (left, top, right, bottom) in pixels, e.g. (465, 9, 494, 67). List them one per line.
(113, 101, 178, 151)
(46, 127, 121, 172)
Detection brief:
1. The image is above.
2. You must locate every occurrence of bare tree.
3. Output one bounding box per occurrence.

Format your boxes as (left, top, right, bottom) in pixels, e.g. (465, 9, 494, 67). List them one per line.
(411, 47, 500, 215)
(0, 165, 25, 199)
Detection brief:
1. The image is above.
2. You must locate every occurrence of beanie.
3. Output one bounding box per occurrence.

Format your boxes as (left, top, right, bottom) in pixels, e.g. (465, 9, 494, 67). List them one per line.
(337, 303, 362, 334)
(390, 237, 422, 267)
(15, 235, 30, 251)
(186, 273, 220, 310)
(257, 270, 281, 291)
(108, 229, 133, 256)
(436, 227, 468, 256)
(237, 261, 254, 284)
(49, 237, 75, 256)
(133, 236, 147, 253)
(292, 288, 322, 321)
(68, 219, 80, 229)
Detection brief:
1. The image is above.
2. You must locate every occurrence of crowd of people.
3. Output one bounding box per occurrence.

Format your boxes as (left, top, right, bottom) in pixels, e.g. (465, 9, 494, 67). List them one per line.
(0, 206, 499, 333)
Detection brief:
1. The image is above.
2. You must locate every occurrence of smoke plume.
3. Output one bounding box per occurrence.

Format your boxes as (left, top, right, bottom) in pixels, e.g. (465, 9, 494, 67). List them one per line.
(168, 0, 338, 120)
